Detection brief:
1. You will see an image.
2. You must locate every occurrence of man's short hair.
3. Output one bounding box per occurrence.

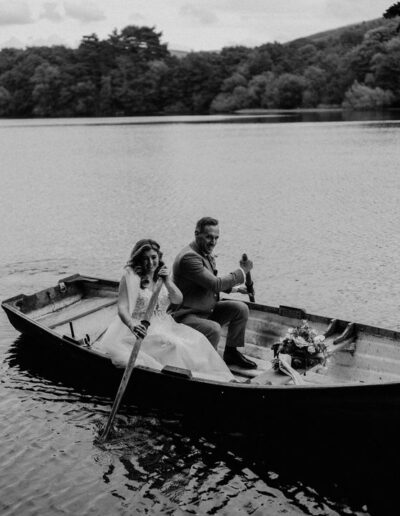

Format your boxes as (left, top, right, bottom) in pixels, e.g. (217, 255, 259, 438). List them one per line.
(195, 217, 219, 234)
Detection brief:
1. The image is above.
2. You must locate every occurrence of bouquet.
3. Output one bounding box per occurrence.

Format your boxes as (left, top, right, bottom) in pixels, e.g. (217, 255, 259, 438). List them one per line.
(272, 320, 328, 371)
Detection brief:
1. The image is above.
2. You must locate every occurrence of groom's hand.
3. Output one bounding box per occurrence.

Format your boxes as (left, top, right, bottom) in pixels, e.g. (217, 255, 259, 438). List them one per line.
(232, 285, 249, 295)
(240, 257, 253, 274)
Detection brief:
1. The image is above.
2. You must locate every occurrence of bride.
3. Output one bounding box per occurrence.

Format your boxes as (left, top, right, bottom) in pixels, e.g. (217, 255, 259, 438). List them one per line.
(99, 239, 234, 383)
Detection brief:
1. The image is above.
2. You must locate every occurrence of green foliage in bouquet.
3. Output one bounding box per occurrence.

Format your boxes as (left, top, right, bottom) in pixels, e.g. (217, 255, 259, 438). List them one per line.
(272, 321, 328, 370)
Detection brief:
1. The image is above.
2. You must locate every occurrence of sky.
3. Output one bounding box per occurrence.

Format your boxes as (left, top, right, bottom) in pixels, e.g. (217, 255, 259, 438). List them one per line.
(0, 0, 393, 52)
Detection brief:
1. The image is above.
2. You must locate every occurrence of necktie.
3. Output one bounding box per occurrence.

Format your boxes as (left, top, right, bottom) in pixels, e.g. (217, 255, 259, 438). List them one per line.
(206, 255, 217, 275)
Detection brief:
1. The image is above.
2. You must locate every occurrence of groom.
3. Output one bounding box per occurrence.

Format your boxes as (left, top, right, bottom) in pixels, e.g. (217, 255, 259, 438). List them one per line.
(172, 216, 256, 369)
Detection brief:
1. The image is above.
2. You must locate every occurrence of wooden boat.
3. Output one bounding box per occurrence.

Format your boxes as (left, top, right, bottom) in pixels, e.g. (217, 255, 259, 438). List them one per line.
(3, 273, 400, 431)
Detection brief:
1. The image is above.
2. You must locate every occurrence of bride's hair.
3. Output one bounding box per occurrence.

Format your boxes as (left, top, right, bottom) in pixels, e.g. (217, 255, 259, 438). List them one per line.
(127, 239, 164, 288)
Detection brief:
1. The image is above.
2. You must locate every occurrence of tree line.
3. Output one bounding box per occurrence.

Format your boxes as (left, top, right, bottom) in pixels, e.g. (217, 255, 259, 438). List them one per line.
(0, 18, 400, 117)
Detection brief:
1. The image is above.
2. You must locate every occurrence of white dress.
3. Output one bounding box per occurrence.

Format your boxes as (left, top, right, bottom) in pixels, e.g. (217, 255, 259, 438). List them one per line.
(98, 269, 234, 383)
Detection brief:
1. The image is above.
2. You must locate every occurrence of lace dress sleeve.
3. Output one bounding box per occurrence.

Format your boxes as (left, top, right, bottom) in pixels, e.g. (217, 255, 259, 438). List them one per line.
(156, 284, 172, 316)
(123, 268, 141, 315)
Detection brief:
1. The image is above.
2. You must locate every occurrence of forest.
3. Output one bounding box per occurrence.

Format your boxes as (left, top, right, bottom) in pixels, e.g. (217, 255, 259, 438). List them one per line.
(0, 16, 400, 117)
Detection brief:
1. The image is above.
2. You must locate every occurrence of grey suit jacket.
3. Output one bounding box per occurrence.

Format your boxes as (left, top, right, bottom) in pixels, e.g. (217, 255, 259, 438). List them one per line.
(172, 241, 245, 320)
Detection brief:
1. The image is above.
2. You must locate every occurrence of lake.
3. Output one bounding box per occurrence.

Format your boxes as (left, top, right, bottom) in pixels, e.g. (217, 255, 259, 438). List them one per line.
(1, 111, 400, 515)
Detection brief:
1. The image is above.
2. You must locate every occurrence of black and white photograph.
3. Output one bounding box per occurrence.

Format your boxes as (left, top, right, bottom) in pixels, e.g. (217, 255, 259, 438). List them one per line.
(1, 1, 400, 514)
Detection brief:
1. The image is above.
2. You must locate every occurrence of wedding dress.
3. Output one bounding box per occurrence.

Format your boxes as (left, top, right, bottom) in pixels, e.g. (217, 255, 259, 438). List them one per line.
(98, 268, 234, 383)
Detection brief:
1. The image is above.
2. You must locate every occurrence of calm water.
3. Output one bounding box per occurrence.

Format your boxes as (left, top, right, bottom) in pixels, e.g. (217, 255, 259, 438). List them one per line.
(1, 112, 400, 515)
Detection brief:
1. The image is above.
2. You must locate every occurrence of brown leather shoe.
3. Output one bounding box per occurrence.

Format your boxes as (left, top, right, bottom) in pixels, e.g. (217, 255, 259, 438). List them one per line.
(223, 348, 257, 369)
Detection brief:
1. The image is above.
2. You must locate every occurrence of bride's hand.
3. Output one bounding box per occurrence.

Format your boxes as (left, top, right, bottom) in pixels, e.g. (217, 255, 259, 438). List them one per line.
(130, 322, 147, 339)
(157, 265, 170, 280)
(158, 264, 182, 304)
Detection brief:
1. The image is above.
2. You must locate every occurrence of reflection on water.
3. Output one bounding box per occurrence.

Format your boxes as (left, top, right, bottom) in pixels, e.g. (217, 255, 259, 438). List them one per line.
(1, 114, 400, 514)
(1, 109, 399, 129)
(2, 333, 398, 515)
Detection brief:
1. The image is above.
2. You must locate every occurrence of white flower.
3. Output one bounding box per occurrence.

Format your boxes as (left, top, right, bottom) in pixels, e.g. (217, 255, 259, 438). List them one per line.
(294, 336, 308, 348)
(314, 335, 325, 344)
(308, 345, 316, 354)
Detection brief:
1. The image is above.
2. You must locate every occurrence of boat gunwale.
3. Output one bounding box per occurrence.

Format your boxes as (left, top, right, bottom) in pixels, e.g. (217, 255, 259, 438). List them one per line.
(3, 273, 400, 341)
(2, 273, 400, 391)
(247, 300, 400, 342)
(5, 295, 399, 392)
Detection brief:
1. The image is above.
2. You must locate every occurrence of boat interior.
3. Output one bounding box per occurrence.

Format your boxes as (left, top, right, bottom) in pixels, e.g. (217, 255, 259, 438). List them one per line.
(4, 274, 400, 387)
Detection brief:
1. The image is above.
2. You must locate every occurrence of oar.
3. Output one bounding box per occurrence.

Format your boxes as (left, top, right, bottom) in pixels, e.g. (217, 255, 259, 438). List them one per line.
(98, 278, 163, 443)
(241, 253, 255, 302)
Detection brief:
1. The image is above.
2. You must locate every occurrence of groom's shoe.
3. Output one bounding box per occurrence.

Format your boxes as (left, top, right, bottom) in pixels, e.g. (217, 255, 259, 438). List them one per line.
(223, 348, 257, 369)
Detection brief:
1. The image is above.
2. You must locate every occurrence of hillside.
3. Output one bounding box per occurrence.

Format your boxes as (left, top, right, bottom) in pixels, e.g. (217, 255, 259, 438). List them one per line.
(290, 18, 386, 46)
(171, 18, 389, 56)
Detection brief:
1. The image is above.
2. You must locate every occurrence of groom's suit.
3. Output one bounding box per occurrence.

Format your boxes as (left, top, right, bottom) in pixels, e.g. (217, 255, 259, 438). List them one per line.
(172, 241, 249, 350)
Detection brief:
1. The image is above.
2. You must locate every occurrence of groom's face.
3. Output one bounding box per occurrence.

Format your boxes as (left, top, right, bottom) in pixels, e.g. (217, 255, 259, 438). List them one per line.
(195, 224, 220, 255)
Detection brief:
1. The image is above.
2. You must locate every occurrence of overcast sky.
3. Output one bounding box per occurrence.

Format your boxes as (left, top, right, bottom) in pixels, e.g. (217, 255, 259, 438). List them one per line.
(0, 0, 393, 51)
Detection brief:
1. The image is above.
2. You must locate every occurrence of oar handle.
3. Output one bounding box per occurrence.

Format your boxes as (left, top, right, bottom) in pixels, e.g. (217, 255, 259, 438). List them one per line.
(98, 278, 164, 443)
(242, 253, 255, 303)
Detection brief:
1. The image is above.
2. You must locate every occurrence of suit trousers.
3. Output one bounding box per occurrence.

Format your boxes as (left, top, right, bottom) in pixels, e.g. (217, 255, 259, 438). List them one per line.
(179, 300, 249, 350)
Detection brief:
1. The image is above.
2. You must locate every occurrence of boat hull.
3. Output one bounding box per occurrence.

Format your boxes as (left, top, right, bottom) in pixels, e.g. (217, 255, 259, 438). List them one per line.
(3, 274, 400, 431)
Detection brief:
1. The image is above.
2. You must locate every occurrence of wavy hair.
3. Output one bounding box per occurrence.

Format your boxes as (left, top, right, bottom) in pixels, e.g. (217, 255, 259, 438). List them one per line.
(126, 239, 163, 288)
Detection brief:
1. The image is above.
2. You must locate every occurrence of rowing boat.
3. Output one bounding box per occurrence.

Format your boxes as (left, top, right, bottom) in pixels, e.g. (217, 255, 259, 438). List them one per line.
(3, 274, 400, 430)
